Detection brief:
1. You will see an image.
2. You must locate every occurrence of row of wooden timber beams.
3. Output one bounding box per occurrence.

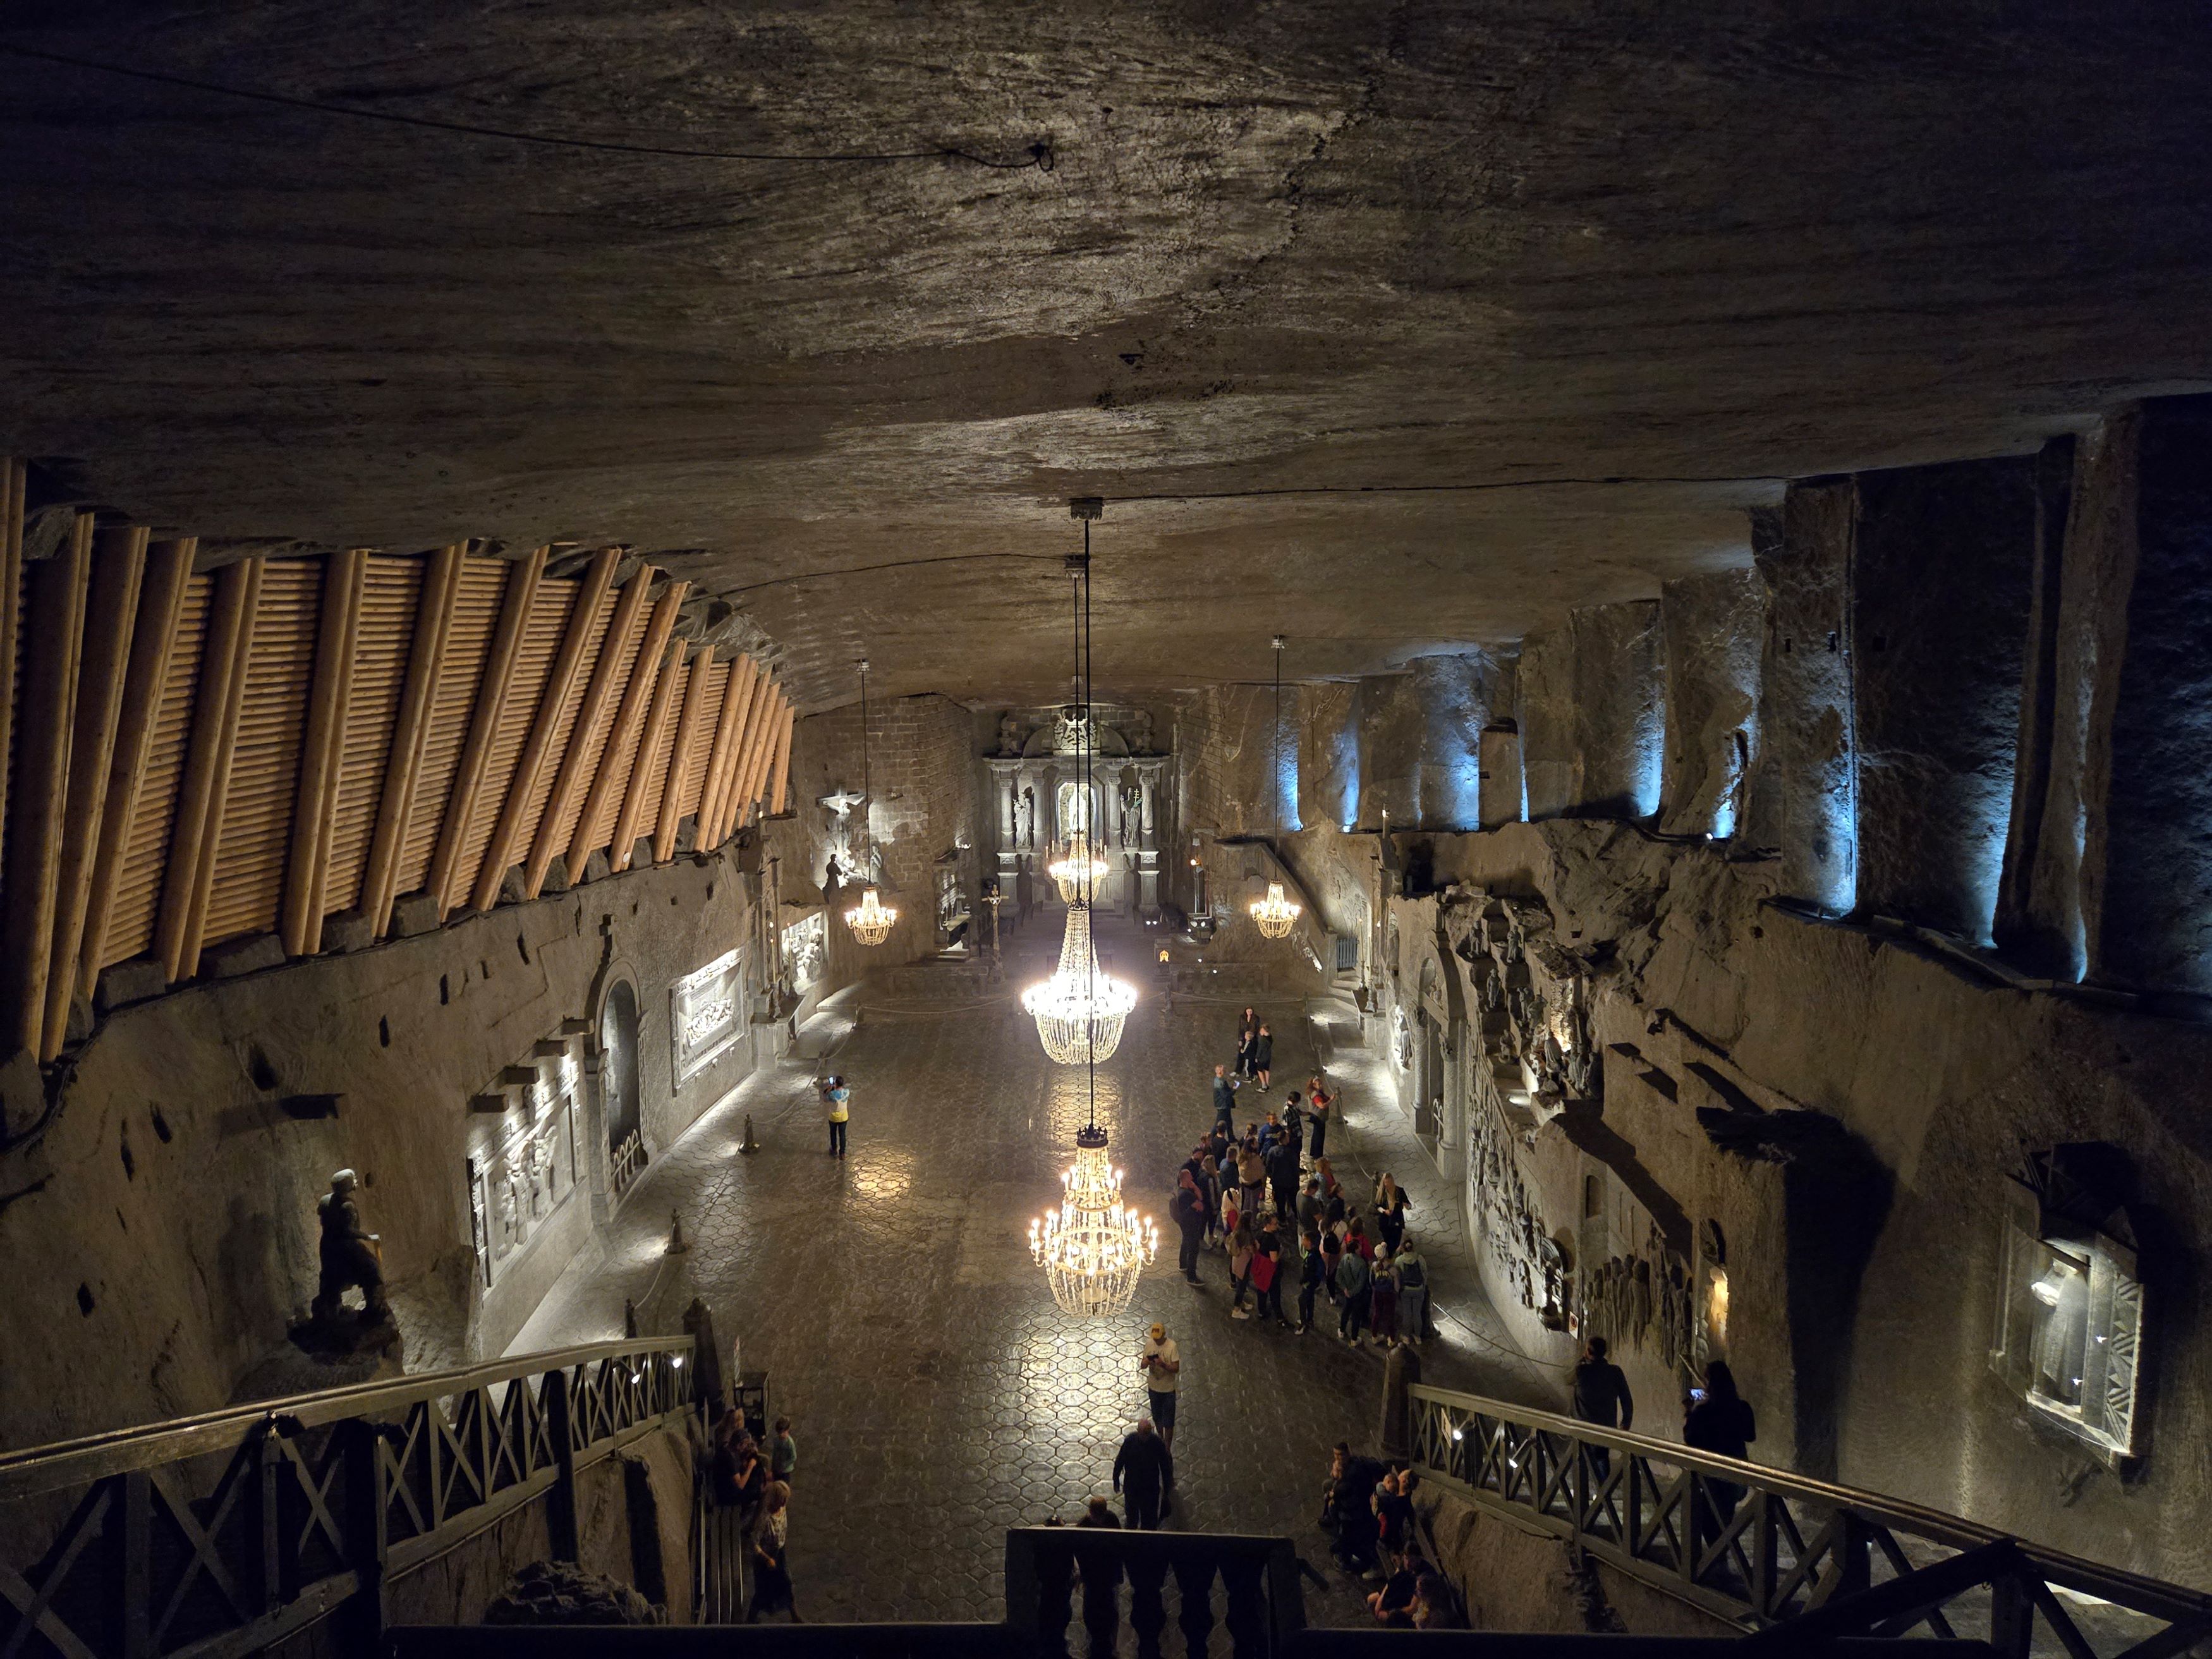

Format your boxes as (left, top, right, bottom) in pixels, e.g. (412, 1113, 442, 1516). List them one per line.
(0, 466, 797, 1064)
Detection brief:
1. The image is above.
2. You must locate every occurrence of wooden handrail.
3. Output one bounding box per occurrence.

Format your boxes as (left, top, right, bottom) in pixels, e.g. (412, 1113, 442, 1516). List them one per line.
(0, 1337, 693, 1500)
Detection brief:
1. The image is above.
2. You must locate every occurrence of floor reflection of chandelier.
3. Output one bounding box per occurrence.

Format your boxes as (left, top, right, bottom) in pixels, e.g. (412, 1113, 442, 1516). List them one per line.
(1031, 1124, 1157, 1318)
(1022, 901, 1138, 1064)
(844, 886, 896, 946)
(1251, 878, 1301, 939)
(1048, 836, 1109, 902)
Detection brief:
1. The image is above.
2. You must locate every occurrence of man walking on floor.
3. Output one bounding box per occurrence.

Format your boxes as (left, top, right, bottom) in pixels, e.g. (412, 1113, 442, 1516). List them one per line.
(1139, 1322, 1182, 1449)
(1113, 1418, 1175, 1530)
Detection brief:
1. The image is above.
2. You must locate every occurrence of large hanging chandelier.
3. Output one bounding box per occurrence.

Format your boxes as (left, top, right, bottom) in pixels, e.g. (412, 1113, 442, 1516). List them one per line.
(1048, 835, 1109, 902)
(1031, 1124, 1158, 1318)
(1023, 507, 1138, 1064)
(842, 658, 897, 947)
(1023, 901, 1139, 1062)
(1251, 634, 1303, 940)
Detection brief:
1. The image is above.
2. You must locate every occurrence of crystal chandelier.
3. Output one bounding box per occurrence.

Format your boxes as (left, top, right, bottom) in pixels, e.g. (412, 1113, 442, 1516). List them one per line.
(1031, 1124, 1158, 1318)
(1023, 900, 1139, 1063)
(842, 658, 896, 947)
(1024, 507, 1138, 1064)
(1048, 835, 1109, 902)
(844, 886, 895, 946)
(1250, 634, 1303, 942)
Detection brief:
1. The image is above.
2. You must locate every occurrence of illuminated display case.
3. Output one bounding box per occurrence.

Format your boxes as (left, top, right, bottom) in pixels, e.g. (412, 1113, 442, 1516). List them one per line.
(1989, 1146, 2144, 1465)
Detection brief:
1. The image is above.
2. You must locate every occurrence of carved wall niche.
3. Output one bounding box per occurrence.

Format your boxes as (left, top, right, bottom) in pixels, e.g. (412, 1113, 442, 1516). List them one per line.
(1990, 1146, 2145, 1466)
(467, 1034, 586, 1289)
(672, 946, 745, 1086)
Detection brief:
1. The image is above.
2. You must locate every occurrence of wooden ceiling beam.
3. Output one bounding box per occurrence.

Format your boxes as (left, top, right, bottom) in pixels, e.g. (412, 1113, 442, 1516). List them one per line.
(573, 579, 687, 878)
(41, 526, 149, 1058)
(655, 647, 712, 865)
(525, 561, 651, 897)
(283, 548, 365, 957)
(611, 635, 684, 875)
(472, 547, 616, 913)
(767, 695, 797, 817)
(0, 514, 92, 1057)
(698, 655, 758, 852)
(430, 547, 544, 919)
(170, 558, 264, 983)
(363, 544, 461, 937)
(76, 537, 195, 1003)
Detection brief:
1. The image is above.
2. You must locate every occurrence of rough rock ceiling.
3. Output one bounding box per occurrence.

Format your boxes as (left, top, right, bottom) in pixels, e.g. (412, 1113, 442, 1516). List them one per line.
(4, 4, 2211, 707)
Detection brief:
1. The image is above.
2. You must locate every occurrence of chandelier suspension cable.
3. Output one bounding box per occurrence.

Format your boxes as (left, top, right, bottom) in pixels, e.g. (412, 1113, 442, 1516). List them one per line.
(858, 658, 872, 876)
(1081, 521, 1097, 1127)
(1250, 631, 1303, 940)
(843, 657, 897, 945)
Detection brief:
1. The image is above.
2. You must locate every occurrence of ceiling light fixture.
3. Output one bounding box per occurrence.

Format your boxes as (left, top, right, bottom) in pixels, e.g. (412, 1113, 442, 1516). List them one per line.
(842, 658, 897, 947)
(1250, 634, 1303, 940)
(1022, 506, 1137, 1064)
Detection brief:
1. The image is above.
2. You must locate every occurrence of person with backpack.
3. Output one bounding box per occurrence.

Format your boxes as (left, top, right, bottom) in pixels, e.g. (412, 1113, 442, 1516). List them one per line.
(822, 1075, 851, 1157)
(1336, 1239, 1373, 1344)
(1394, 1241, 1429, 1345)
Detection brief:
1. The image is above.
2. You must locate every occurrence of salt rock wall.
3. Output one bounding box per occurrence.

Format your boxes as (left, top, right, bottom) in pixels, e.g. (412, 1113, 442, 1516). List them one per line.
(0, 853, 763, 1450)
(1326, 815, 2212, 1590)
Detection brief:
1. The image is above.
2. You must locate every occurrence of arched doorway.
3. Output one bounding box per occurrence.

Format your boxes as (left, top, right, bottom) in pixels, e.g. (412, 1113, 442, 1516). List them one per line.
(601, 980, 644, 1199)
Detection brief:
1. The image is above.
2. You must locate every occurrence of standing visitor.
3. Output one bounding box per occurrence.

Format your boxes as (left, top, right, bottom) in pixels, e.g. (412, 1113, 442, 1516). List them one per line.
(1572, 1337, 1634, 1481)
(1255, 1217, 1288, 1327)
(1112, 1418, 1175, 1530)
(1324, 1445, 1388, 1577)
(1296, 1176, 1324, 1237)
(1394, 1241, 1429, 1345)
(1347, 1214, 1374, 1262)
(1336, 1239, 1373, 1344)
(1172, 1172, 1206, 1285)
(1320, 1224, 1346, 1306)
(1308, 1076, 1335, 1159)
(1237, 1139, 1268, 1220)
(1237, 1007, 1260, 1077)
(1682, 1361, 1756, 1547)
(1266, 1130, 1301, 1222)
(770, 1416, 798, 1486)
(822, 1075, 850, 1157)
(1139, 1322, 1182, 1446)
(1212, 1064, 1240, 1136)
(1281, 1090, 1304, 1153)
(1373, 1173, 1410, 1254)
(745, 1483, 798, 1623)
(1227, 1218, 1256, 1319)
(1297, 1227, 1327, 1334)
(1253, 1023, 1275, 1088)
(1370, 1246, 1401, 1347)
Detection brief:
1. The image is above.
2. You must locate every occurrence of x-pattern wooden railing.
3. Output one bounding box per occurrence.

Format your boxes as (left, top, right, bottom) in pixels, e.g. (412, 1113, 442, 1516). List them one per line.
(1408, 1385, 2212, 1657)
(0, 1339, 696, 1659)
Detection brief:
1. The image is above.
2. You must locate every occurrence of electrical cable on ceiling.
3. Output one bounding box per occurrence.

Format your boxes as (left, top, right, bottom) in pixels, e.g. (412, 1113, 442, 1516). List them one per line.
(1, 44, 1055, 170)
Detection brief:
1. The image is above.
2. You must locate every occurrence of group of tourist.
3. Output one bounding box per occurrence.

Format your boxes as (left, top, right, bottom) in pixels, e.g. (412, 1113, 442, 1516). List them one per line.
(708, 1408, 803, 1622)
(1323, 1443, 1464, 1627)
(1170, 1011, 1431, 1351)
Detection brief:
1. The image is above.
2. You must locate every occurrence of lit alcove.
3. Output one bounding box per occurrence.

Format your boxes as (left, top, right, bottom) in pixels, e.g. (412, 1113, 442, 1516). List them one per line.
(1989, 1146, 2144, 1466)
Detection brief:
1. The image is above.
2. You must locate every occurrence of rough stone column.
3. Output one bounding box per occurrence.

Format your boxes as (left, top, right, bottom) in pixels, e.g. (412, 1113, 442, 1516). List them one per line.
(1657, 570, 1762, 837)
(1754, 485, 1857, 913)
(1478, 724, 1523, 827)
(1301, 681, 1360, 831)
(1356, 653, 1496, 829)
(1853, 454, 2045, 943)
(2008, 398, 2212, 991)
(1136, 765, 1160, 913)
(1517, 601, 1663, 820)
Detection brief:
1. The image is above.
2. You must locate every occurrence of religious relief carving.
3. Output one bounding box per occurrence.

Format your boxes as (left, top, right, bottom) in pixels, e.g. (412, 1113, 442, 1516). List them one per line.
(997, 711, 1027, 755)
(469, 1040, 585, 1291)
(781, 911, 826, 995)
(672, 947, 745, 1085)
(1123, 708, 1155, 755)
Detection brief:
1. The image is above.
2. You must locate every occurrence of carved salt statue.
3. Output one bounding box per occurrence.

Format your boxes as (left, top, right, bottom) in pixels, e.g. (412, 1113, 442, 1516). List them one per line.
(1631, 1257, 1653, 1344)
(998, 710, 1024, 755)
(314, 1169, 390, 1325)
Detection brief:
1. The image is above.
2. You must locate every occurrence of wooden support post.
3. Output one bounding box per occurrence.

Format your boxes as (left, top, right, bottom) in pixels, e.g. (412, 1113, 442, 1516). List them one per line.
(735, 685, 785, 830)
(471, 547, 616, 912)
(616, 639, 685, 873)
(164, 558, 263, 983)
(77, 538, 195, 1002)
(41, 526, 149, 1057)
(283, 549, 365, 957)
(526, 563, 652, 896)
(363, 545, 461, 937)
(767, 694, 796, 816)
(0, 514, 92, 1057)
(0, 459, 25, 880)
(430, 547, 545, 918)
(697, 656, 758, 851)
(655, 648, 712, 864)
(570, 580, 687, 878)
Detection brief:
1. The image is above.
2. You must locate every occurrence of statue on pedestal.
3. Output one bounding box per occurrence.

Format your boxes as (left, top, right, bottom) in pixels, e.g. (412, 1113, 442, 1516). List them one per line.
(313, 1169, 389, 1327)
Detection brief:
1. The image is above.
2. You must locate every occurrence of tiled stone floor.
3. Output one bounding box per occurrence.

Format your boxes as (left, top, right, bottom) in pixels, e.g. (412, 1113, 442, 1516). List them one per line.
(513, 911, 1565, 1624)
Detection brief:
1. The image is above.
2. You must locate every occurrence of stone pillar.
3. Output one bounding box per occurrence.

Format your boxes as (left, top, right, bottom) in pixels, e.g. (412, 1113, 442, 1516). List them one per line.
(1517, 602, 1663, 821)
(1657, 570, 1762, 838)
(1137, 763, 1162, 915)
(997, 769, 1015, 846)
(1478, 724, 1523, 828)
(1752, 487, 1856, 913)
(2007, 398, 2212, 991)
(1853, 454, 2045, 944)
